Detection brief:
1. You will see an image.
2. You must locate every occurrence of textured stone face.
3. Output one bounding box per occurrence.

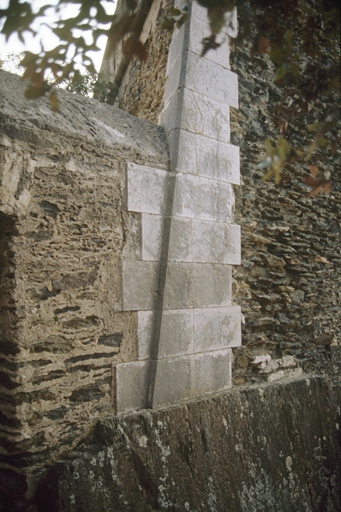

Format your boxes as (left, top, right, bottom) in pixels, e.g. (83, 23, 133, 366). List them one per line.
(229, 2, 341, 383)
(0, 69, 169, 499)
(32, 377, 341, 512)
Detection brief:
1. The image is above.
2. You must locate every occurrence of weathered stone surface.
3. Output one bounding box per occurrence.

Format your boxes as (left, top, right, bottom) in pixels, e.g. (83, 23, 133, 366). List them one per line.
(229, 1, 341, 383)
(164, 50, 238, 108)
(122, 261, 232, 311)
(127, 163, 234, 221)
(106, 349, 232, 413)
(0, 69, 168, 501)
(167, 129, 240, 183)
(141, 213, 193, 262)
(160, 88, 231, 142)
(32, 377, 341, 512)
(137, 309, 194, 359)
(194, 306, 241, 351)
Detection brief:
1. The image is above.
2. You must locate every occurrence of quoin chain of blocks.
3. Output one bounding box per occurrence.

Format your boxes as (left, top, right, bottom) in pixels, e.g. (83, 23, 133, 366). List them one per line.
(114, 1, 242, 412)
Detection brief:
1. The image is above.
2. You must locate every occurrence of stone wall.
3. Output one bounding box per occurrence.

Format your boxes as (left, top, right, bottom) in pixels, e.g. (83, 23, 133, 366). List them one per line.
(100, 0, 173, 123)
(229, 3, 341, 384)
(30, 376, 341, 512)
(106, 0, 341, 384)
(0, 69, 169, 503)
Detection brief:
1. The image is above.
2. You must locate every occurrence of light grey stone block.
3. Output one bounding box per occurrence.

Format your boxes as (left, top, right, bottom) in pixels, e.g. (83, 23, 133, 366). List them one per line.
(115, 349, 232, 412)
(114, 359, 151, 413)
(127, 164, 233, 222)
(138, 309, 194, 359)
(194, 306, 241, 352)
(173, 172, 234, 222)
(153, 356, 192, 407)
(164, 263, 232, 309)
(164, 51, 238, 108)
(168, 130, 239, 183)
(160, 88, 230, 143)
(191, 263, 232, 308)
(128, 165, 233, 222)
(191, 349, 232, 397)
(122, 260, 159, 311)
(167, 13, 231, 75)
(167, 129, 197, 175)
(191, 2, 238, 38)
(153, 349, 232, 407)
(196, 136, 240, 184)
(185, 51, 238, 107)
(189, 10, 231, 68)
(127, 163, 170, 215)
(141, 213, 192, 262)
(192, 220, 241, 264)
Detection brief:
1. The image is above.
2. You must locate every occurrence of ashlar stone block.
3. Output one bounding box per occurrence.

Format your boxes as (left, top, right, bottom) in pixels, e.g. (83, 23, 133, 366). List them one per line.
(122, 260, 159, 311)
(164, 51, 238, 108)
(137, 309, 194, 360)
(196, 135, 240, 184)
(141, 213, 192, 262)
(164, 262, 232, 309)
(173, 173, 234, 222)
(192, 220, 241, 264)
(114, 359, 151, 412)
(168, 2, 237, 76)
(191, 2, 238, 38)
(194, 306, 241, 352)
(128, 163, 234, 222)
(160, 88, 230, 143)
(166, 129, 239, 184)
(127, 163, 171, 216)
(115, 349, 232, 413)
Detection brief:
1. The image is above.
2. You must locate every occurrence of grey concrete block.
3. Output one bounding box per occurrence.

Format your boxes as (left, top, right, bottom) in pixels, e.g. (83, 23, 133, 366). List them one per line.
(161, 89, 230, 143)
(137, 309, 194, 359)
(122, 260, 159, 311)
(192, 220, 241, 264)
(141, 213, 192, 262)
(194, 306, 241, 352)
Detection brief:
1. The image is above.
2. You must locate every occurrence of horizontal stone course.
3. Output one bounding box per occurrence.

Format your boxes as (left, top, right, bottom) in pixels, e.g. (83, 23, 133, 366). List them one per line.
(115, 348, 232, 412)
(122, 261, 232, 311)
(140, 214, 241, 265)
(137, 306, 241, 359)
(127, 163, 234, 221)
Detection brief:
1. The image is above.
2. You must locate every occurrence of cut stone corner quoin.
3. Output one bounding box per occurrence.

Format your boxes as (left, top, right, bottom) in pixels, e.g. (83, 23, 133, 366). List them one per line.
(114, 1, 241, 414)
